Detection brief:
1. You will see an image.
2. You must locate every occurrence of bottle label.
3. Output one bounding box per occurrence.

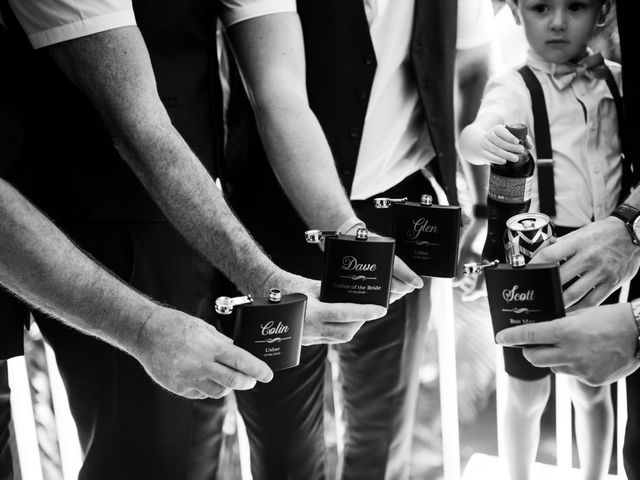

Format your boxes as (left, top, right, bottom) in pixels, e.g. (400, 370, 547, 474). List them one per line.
(488, 172, 533, 204)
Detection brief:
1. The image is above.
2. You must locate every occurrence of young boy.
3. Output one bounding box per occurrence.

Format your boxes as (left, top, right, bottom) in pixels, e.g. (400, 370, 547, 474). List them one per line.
(460, 0, 621, 478)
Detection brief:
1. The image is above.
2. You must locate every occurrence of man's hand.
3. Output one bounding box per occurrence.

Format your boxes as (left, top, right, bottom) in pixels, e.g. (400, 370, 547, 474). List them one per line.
(277, 274, 388, 344)
(389, 256, 424, 303)
(133, 307, 274, 399)
(531, 217, 640, 308)
(495, 303, 640, 386)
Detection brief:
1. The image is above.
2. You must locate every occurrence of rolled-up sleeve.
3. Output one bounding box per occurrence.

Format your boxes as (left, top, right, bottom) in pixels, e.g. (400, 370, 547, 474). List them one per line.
(7, 0, 136, 49)
(219, 0, 296, 28)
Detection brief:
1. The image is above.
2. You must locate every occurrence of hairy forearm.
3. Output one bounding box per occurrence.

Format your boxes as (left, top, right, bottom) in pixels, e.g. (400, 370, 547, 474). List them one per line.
(0, 179, 156, 353)
(46, 27, 281, 296)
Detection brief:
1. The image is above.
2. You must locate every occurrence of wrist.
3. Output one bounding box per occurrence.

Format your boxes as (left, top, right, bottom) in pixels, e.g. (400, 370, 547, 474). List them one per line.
(337, 215, 366, 236)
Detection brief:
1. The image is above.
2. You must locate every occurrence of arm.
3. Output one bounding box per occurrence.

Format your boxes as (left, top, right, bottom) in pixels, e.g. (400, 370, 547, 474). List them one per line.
(224, 13, 423, 300)
(531, 186, 640, 307)
(44, 26, 386, 344)
(495, 302, 640, 386)
(0, 178, 272, 398)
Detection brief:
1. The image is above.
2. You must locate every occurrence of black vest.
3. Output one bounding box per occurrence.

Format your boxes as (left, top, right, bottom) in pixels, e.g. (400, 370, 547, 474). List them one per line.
(1, 0, 222, 223)
(222, 0, 458, 261)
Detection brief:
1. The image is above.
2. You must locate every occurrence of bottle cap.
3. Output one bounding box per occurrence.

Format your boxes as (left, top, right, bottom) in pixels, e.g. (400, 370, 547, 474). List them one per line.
(506, 123, 528, 143)
(511, 254, 526, 268)
(420, 194, 433, 206)
(373, 197, 407, 209)
(304, 230, 340, 243)
(214, 295, 254, 315)
(269, 288, 282, 303)
(355, 227, 369, 240)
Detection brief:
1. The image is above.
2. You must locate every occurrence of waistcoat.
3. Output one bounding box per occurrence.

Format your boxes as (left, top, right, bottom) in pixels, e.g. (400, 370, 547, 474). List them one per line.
(222, 0, 458, 257)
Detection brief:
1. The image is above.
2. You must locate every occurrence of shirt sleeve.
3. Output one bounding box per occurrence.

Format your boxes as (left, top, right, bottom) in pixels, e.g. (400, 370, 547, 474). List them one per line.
(456, 0, 496, 50)
(219, 0, 297, 28)
(7, 0, 136, 49)
(476, 70, 533, 127)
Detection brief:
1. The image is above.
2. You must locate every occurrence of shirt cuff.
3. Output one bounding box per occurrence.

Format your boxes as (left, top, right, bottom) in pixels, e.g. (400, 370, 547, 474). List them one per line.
(29, 10, 136, 49)
(219, 0, 296, 28)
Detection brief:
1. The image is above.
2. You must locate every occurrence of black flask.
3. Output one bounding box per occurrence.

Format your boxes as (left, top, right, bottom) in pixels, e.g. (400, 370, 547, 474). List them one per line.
(215, 288, 306, 371)
(374, 194, 461, 277)
(305, 227, 395, 307)
(483, 254, 565, 340)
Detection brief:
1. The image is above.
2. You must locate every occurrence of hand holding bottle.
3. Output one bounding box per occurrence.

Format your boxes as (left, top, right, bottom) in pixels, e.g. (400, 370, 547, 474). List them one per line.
(480, 124, 534, 165)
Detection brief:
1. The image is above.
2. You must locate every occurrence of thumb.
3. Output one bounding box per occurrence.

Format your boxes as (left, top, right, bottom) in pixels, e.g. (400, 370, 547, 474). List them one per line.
(393, 256, 424, 288)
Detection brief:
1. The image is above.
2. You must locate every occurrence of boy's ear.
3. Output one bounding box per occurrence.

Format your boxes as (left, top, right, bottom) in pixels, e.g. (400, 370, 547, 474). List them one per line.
(507, 0, 521, 25)
(597, 0, 612, 26)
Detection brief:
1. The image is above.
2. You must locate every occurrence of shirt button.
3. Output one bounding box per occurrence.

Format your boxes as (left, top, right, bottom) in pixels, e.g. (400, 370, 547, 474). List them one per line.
(589, 121, 596, 130)
(342, 168, 353, 176)
(349, 127, 360, 138)
(357, 90, 367, 101)
(364, 54, 375, 66)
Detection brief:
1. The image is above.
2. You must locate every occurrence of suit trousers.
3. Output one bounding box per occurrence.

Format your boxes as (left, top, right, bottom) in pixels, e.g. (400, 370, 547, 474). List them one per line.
(225, 170, 435, 479)
(34, 222, 224, 480)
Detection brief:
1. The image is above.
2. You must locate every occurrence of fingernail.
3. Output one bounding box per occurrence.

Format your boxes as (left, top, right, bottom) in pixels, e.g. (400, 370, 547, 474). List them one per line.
(495, 333, 504, 343)
(261, 371, 274, 383)
(250, 379, 257, 389)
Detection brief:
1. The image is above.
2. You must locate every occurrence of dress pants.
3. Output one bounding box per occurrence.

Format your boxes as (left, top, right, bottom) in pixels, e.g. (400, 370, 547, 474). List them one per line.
(225, 170, 435, 479)
(34, 222, 224, 480)
(0, 362, 12, 480)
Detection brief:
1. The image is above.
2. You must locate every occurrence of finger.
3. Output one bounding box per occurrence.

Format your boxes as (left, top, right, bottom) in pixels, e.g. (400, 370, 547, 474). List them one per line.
(491, 129, 525, 155)
(215, 343, 274, 383)
(521, 346, 565, 368)
(561, 273, 600, 308)
(566, 283, 611, 310)
(393, 256, 424, 288)
(482, 141, 519, 163)
(205, 361, 265, 391)
(320, 302, 387, 323)
(390, 278, 415, 297)
(495, 322, 561, 346)
(482, 150, 507, 165)
(194, 379, 233, 399)
(530, 237, 579, 265)
(181, 388, 208, 400)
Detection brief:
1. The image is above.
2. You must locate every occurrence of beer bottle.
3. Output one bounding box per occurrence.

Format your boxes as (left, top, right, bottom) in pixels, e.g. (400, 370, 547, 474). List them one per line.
(482, 123, 535, 262)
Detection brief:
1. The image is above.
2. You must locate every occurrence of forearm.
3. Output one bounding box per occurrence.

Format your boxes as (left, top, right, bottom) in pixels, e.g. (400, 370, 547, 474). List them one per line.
(0, 179, 156, 354)
(226, 14, 357, 232)
(252, 93, 356, 230)
(46, 27, 281, 296)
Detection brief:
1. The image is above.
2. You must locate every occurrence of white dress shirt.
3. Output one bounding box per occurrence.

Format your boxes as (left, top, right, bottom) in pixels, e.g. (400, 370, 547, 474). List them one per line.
(476, 50, 623, 227)
(10, 0, 295, 49)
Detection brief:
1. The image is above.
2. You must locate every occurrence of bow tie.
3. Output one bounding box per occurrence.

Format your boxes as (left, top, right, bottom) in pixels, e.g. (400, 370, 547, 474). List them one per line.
(551, 52, 608, 90)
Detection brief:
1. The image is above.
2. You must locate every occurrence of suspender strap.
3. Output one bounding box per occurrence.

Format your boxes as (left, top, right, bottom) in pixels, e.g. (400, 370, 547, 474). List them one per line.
(518, 66, 556, 216)
(603, 68, 635, 200)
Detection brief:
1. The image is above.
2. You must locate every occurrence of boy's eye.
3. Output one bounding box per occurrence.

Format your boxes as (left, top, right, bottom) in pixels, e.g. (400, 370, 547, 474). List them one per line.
(530, 3, 550, 13)
(568, 2, 587, 11)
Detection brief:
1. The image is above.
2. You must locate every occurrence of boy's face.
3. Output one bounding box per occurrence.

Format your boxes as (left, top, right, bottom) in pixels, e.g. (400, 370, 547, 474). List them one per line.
(510, 0, 604, 63)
